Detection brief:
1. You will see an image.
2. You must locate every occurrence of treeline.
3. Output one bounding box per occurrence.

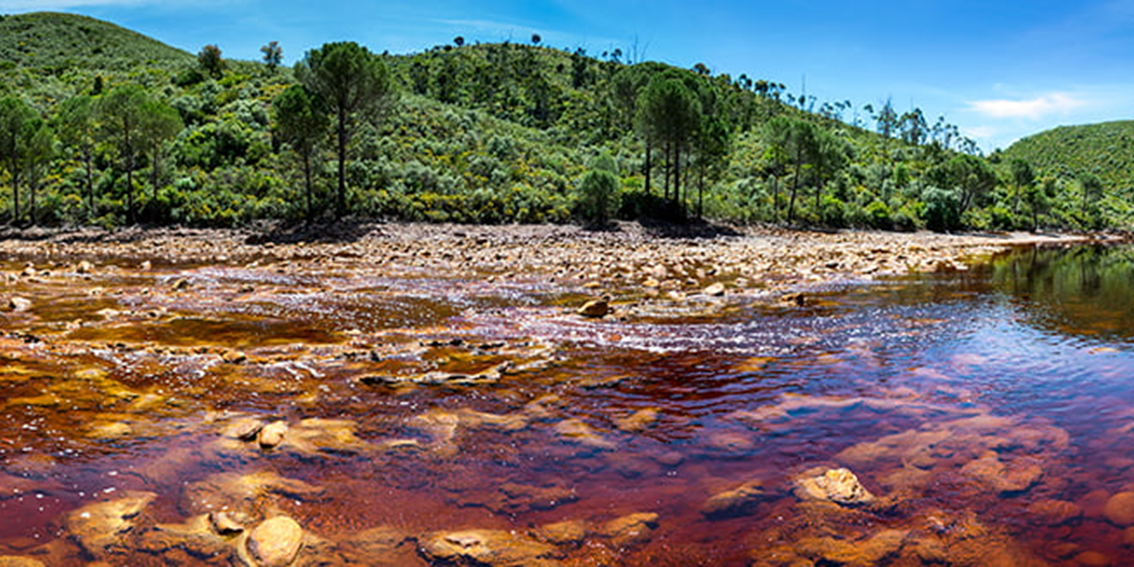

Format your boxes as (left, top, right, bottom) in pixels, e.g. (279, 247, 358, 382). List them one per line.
(0, 12, 1129, 230)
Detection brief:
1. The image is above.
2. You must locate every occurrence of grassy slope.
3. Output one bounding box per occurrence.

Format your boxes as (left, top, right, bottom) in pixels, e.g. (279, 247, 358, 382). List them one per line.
(0, 12, 191, 70)
(1002, 121, 1134, 192)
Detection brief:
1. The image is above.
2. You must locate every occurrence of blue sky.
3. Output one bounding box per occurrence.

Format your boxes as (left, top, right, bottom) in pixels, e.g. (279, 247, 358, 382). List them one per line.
(3, 0, 1134, 152)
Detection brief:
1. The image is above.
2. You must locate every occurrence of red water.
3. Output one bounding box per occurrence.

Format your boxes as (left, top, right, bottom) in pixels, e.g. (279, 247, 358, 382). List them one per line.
(0, 245, 1133, 565)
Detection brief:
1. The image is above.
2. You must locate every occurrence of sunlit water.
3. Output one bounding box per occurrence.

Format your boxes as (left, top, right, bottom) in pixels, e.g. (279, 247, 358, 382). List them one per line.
(2, 243, 1134, 565)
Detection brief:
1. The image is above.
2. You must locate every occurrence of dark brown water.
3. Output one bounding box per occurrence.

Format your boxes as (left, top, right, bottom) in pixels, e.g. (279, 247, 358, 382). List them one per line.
(2, 244, 1134, 565)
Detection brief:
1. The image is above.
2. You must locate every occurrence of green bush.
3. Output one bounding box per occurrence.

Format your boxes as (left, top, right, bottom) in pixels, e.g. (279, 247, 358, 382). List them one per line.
(865, 200, 892, 229)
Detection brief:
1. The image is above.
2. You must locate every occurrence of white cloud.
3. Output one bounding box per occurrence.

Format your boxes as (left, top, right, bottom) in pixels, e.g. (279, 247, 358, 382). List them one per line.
(966, 93, 1085, 120)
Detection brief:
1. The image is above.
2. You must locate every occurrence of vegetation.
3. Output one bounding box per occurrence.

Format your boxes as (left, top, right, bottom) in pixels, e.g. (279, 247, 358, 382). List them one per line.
(0, 11, 1129, 232)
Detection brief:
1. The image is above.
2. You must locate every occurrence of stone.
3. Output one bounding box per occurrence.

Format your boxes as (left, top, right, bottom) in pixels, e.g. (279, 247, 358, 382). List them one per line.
(614, 408, 660, 433)
(796, 529, 909, 566)
(7, 297, 31, 312)
(701, 481, 768, 518)
(794, 467, 875, 506)
(284, 418, 371, 456)
(210, 510, 246, 534)
(1103, 491, 1134, 526)
(420, 529, 560, 567)
(0, 558, 46, 567)
(64, 491, 157, 559)
(340, 526, 410, 566)
(599, 512, 659, 547)
(534, 520, 587, 546)
(258, 421, 288, 449)
(243, 516, 304, 567)
(221, 418, 265, 441)
(702, 282, 726, 297)
(554, 419, 615, 449)
(577, 299, 610, 318)
(181, 471, 324, 517)
(1028, 499, 1083, 526)
(138, 513, 233, 563)
(1075, 551, 1112, 566)
(960, 452, 1043, 495)
(76, 260, 94, 274)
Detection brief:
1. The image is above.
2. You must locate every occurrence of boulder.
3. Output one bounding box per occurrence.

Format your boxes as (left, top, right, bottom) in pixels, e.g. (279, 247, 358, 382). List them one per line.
(7, 297, 31, 312)
(702, 282, 726, 297)
(599, 512, 659, 547)
(244, 516, 304, 567)
(258, 421, 288, 449)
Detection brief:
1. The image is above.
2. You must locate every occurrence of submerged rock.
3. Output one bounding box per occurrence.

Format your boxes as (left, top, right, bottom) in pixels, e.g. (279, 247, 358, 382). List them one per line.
(6, 297, 31, 312)
(701, 480, 768, 519)
(0, 558, 46, 567)
(533, 520, 587, 546)
(598, 512, 659, 547)
(1103, 491, 1134, 527)
(794, 467, 875, 506)
(64, 491, 157, 559)
(960, 452, 1043, 495)
(138, 513, 234, 563)
(181, 471, 325, 518)
(419, 529, 560, 567)
(258, 421, 289, 449)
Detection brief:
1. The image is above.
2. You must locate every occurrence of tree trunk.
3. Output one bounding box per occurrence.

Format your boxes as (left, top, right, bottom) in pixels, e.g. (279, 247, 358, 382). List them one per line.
(151, 144, 161, 221)
(10, 167, 19, 224)
(84, 148, 95, 220)
(303, 151, 313, 224)
(336, 111, 348, 219)
(643, 139, 651, 197)
(789, 151, 803, 224)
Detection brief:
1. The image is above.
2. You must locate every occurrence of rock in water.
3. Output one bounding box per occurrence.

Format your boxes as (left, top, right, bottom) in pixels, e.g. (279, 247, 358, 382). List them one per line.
(577, 299, 609, 318)
(64, 491, 157, 560)
(1104, 492, 1134, 527)
(258, 421, 288, 449)
(701, 481, 767, 518)
(702, 282, 726, 297)
(245, 516, 304, 567)
(795, 467, 875, 506)
(420, 529, 559, 566)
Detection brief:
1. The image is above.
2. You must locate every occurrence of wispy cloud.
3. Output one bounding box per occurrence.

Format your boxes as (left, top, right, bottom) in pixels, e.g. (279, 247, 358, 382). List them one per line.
(966, 92, 1085, 120)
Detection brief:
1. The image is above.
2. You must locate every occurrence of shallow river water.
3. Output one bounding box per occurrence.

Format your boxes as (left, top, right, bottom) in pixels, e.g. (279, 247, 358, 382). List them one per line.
(2, 243, 1134, 566)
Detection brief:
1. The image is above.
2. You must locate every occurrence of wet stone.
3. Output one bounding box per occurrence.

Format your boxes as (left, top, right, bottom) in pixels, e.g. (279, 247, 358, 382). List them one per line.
(960, 452, 1043, 495)
(258, 421, 289, 449)
(0, 558, 46, 567)
(599, 512, 659, 548)
(1029, 499, 1083, 526)
(577, 299, 609, 318)
(6, 297, 31, 312)
(64, 491, 157, 560)
(242, 516, 304, 567)
(420, 529, 561, 567)
(794, 467, 876, 506)
(534, 520, 587, 546)
(1102, 491, 1134, 527)
(701, 480, 769, 519)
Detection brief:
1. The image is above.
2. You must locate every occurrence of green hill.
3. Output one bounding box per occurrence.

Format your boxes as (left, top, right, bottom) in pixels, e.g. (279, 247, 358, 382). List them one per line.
(0, 12, 1122, 231)
(1001, 121, 1134, 192)
(0, 12, 191, 71)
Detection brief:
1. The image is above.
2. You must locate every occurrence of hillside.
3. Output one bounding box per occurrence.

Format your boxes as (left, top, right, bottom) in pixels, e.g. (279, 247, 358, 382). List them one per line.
(1001, 121, 1134, 193)
(0, 12, 191, 71)
(0, 12, 1124, 231)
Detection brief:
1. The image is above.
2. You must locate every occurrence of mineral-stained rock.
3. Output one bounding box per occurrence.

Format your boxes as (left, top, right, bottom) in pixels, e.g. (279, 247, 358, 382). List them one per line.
(701, 480, 768, 519)
(0, 557, 47, 567)
(222, 418, 266, 441)
(1075, 551, 1112, 567)
(533, 520, 587, 546)
(598, 512, 659, 547)
(211, 510, 248, 535)
(796, 529, 909, 566)
(702, 282, 726, 297)
(64, 491, 157, 560)
(1103, 491, 1134, 527)
(181, 471, 325, 518)
(419, 529, 561, 567)
(339, 526, 411, 566)
(554, 419, 615, 450)
(960, 452, 1043, 495)
(1028, 499, 1083, 526)
(614, 408, 660, 433)
(577, 300, 609, 318)
(258, 421, 289, 449)
(138, 513, 234, 563)
(243, 516, 304, 567)
(794, 467, 875, 506)
(284, 418, 371, 456)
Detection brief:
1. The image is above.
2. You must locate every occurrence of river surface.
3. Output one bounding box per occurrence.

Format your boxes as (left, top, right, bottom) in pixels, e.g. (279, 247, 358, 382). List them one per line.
(1, 243, 1134, 565)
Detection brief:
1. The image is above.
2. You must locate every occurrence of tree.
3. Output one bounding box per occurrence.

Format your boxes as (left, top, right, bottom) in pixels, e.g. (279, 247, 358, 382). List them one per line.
(531, 33, 541, 45)
(198, 44, 225, 78)
(261, 41, 283, 74)
(453, 36, 465, 48)
(1079, 172, 1105, 228)
(1009, 159, 1035, 215)
(812, 127, 849, 211)
(636, 73, 701, 215)
(0, 97, 37, 223)
(140, 99, 183, 219)
(693, 116, 731, 218)
(55, 95, 98, 218)
(19, 118, 54, 225)
(273, 85, 329, 222)
(576, 153, 619, 225)
(97, 85, 150, 224)
(296, 41, 397, 218)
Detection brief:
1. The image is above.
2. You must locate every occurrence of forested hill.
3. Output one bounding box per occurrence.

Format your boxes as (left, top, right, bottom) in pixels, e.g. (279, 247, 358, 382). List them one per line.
(1000, 121, 1134, 195)
(0, 11, 1129, 231)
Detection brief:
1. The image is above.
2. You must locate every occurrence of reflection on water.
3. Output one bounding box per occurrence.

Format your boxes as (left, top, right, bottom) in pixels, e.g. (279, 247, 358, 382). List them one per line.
(1, 246, 1134, 565)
